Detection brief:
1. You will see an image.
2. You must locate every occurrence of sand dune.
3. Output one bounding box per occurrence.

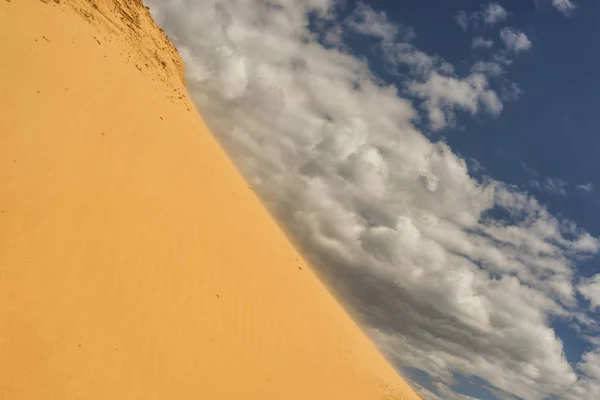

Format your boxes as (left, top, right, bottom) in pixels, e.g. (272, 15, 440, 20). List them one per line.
(0, 1, 420, 399)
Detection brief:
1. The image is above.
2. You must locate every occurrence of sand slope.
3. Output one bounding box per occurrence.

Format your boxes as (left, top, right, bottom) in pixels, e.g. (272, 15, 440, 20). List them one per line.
(0, 1, 420, 399)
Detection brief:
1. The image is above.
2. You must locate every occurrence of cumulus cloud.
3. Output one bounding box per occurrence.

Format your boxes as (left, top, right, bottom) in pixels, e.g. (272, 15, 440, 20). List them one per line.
(483, 3, 509, 25)
(535, 0, 577, 16)
(500, 27, 532, 53)
(561, 347, 600, 399)
(147, 1, 600, 399)
(455, 3, 508, 31)
(356, 9, 507, 131)
(408, 72, 502, 130)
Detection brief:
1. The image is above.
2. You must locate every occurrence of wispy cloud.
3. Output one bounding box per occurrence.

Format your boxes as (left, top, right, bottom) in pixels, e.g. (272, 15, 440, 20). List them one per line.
(346, 2, 398, 42)
(578, 183, 594, 192)
(500, 81, 523, 101)
(471, 36, 494, 49)
(455, 10, 469, 31)
(579, 275, 600, 311)
(433, 381, 482, 399)
(381, 42, 453, 77)
(553, 0, 576, 16)
(468, 157, 486, 174)
(519, 160, 539, 176)
(455, 2, 509, 31)
(470, 60, 504, 77)
(530, 176, 569, 195)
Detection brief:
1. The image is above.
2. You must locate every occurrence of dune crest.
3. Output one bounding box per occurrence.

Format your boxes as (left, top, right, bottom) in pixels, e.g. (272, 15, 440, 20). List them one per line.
(0, 1, 420, 399)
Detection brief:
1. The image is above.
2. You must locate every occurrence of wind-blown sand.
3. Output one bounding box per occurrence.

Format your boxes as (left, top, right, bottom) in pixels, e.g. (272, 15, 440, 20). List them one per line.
(0, 1, 421, 399)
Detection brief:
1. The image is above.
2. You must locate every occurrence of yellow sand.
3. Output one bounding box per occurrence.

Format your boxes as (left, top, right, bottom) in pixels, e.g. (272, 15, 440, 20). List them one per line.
(0, 1, 421, 399)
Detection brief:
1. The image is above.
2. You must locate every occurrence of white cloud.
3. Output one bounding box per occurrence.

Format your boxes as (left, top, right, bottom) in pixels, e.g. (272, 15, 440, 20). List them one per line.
(580, 349, 600, 380)
(455, 10, 469, 31)
(530, 176, 568, 195)
(468, 158, 485, 174)
(471, 37, 494, 49)
(544, 177, 568, 195)
(434, 381, 482, 399)
(323, 24, 343, 46)
(483, 3, 509, 25)
(470, 61, 504, 77)
(579, 275, 600, 311)
(455, 3, 508, 31)
(553, 0, 576, 15)
(561, 347, 600, 400)
(574, 233, 600, 253)
(408, 72, 502, 130)
(381, 42, 453, 77)
(412, 382, 444, 400)
(147, 1, 600, 399)
(346, 2, 398, 42)
(578, 183, 594, 192)
(501, 81, 523, 101)
(520, 160, 539, 176)
(500, 27, 532, 53)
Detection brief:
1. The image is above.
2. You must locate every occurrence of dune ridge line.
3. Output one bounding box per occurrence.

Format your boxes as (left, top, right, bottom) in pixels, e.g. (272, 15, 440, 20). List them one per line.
(0, 1, 421, 399)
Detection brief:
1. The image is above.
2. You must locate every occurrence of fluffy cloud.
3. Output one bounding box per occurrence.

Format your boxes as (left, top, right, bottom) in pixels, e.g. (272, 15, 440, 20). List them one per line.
(483, 3, 509, 25)
(355, 16, 505, 131)
(455, 3, 508, 31)
(500, 27, 532, 53)
(147, 1, 600, 399)
(408, 72, 502, 130)
(535, 0, 577, 16)
(561, 347, 600, 400)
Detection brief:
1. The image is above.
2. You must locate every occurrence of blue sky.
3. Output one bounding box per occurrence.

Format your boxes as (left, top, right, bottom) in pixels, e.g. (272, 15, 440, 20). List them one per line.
(149, 0, 600, 398)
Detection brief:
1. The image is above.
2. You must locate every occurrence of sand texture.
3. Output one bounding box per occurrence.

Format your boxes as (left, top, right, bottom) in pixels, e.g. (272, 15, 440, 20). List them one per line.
(0, 1, 421, 399)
